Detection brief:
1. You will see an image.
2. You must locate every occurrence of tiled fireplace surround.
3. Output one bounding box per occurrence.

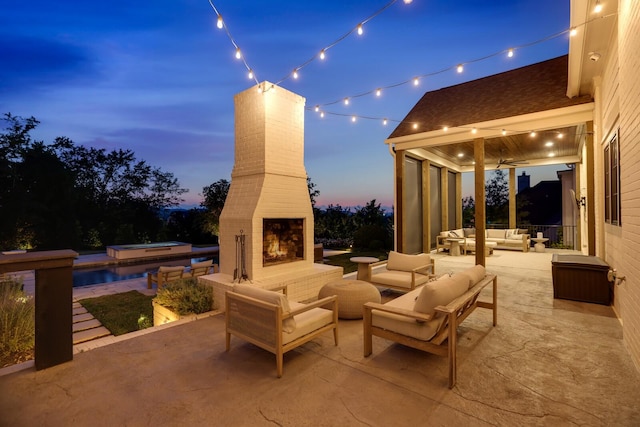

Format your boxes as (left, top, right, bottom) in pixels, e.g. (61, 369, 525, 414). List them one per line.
(199, 83, 343, 310)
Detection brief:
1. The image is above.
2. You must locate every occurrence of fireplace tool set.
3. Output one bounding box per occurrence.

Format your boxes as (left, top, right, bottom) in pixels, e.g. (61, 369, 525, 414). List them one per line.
(234, 230, 249, 282)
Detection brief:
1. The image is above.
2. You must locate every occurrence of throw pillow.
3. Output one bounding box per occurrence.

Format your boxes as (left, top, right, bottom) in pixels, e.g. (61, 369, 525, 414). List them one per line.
(413, 274, 469, 317)
(233, 284, 296, 333)
(449, 231, 459, 237)
(456, 265, 486, 289)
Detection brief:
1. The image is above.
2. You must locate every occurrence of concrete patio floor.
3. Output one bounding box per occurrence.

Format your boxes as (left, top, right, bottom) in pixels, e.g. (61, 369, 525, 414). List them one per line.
(1, 249, 640, 426)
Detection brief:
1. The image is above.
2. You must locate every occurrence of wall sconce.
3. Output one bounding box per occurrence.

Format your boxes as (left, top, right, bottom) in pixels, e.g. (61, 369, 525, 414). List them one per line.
(570, 189, 586, 208)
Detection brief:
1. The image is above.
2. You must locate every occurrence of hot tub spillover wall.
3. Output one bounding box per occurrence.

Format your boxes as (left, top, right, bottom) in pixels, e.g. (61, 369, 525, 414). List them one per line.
(106, 242, 192, 260)
(201, 82, 343, 308)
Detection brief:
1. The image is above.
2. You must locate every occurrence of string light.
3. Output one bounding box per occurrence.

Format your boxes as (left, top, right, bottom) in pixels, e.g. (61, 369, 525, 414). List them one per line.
(344, 97, 350, 105)
(570, 27, 578, 36)
(314, 105, 320, 112)
(594, 1, 603, 13)
(293, 69, 299, 79)
(383, 118, 388, 125)
(471, 127, 477, 134)
(376, 88, 382, 97)
(352, 116, 357, 122)
(320, 111, 325, 118)
(502, 129, 507, 135)
(530, 131, 537, 137)
(235, 48, 242, 59)
(557, 133, 564, 139)
(273, 0, 410, 85)
(248, 69, 253, 79)
(443, 126, 449, 132)
(457, 64, 464, 73)
(507, 48, 514, 58)
(413, 77, 420, 86)
(216, 15, 224, 29)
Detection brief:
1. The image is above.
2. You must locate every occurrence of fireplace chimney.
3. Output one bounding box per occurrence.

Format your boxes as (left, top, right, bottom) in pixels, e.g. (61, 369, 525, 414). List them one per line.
(218, 83, 313, 282)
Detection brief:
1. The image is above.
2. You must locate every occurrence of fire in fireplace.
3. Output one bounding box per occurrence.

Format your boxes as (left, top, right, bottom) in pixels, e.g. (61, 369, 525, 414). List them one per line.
(263, 218, 304, 266)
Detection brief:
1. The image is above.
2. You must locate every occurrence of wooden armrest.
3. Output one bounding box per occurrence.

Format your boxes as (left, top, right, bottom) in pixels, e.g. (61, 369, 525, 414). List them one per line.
(434, 274, 496, 315)
(287, 295, 337, 317)
(364, 301, 433, 322)
(369, 260, 389, 268)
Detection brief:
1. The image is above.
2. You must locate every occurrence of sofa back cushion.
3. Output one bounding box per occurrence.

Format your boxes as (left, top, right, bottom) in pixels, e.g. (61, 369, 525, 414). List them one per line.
(456, 265, 486, 289)
(448, 228, 464, 238)
(233, 284, 296, 333)
(386, 251, 431, 272)
(413, 273, 469, 317)
(486, 229, 506, 239)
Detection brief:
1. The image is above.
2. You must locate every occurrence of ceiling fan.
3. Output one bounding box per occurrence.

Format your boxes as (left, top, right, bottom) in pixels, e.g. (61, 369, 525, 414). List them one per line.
(496, 150, 529, 168)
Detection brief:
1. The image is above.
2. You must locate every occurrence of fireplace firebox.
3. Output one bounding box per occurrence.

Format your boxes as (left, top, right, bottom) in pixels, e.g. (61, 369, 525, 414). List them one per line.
(263, 218, 304, 266)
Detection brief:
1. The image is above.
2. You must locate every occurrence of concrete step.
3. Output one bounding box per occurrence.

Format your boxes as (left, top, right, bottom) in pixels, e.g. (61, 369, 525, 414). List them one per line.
(73, 312, 94, 323)
(73, 306, 88, 315)
(73, 318, 102, 333)
(73, 326, 111, 344)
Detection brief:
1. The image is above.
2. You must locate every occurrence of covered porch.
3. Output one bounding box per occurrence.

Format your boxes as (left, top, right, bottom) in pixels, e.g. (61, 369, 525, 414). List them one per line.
(1, 249, 639, 425)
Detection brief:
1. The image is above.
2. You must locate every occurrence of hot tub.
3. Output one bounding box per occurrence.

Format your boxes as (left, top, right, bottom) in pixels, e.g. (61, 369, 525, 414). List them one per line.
(106, 242, 192, 260)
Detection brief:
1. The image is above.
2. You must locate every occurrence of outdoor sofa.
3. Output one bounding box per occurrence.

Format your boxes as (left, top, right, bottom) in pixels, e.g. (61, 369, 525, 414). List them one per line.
(364, 265, 497, 388)
(437, 228, 530, 253)
(366, 251, 435, 292)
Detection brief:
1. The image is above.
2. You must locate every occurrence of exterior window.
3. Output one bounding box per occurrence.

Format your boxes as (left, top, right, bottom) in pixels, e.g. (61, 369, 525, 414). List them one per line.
(604, 131, 620, 225)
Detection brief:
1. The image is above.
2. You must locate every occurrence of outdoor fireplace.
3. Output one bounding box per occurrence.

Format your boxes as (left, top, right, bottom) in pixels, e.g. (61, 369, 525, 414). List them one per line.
(263, 218, 304, 266)
(202, 82, 343, 308)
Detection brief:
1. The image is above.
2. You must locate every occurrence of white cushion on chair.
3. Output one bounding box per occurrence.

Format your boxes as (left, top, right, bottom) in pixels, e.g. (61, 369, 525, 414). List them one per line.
(371, 291, 441, 341)
(233, 284, 296, 333)
(457, 265, 486, 289)
(284, 302, 334, 345)
(413, 274, 469, 316)
(386, 251, 431, 272)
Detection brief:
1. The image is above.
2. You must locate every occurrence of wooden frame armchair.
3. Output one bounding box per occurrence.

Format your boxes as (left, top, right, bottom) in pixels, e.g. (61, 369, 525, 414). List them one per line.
(146, 266, 185, 290)
(189, 260, 219, 278)
(367, 251, 435, 292)
(225, 284, 339, 377)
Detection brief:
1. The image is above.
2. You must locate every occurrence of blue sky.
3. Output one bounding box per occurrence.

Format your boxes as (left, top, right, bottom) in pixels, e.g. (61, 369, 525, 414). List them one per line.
(2, 0, 571, 209)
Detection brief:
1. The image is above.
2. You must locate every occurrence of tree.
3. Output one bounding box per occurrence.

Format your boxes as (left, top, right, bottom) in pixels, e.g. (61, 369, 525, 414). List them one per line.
(307, 176, 319, 208)
(485, 170, 509, 224)
(0, 113, 189, 250)
(462, 196, 475, 227)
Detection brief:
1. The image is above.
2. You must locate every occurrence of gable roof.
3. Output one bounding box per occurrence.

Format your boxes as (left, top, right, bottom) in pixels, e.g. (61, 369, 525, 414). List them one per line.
(389, 55, 593, 139)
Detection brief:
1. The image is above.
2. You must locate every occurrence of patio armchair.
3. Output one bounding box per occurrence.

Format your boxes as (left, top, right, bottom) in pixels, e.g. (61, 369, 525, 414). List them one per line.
(189, 260, 219, 278)
(367, 251, 435, 292)
(146, 265, 185, 290)
(225, 283, 339, 377)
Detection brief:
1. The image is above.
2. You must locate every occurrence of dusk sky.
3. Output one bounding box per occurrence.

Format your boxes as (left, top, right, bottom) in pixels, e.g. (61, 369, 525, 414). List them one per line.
(2, 0, 572, 209)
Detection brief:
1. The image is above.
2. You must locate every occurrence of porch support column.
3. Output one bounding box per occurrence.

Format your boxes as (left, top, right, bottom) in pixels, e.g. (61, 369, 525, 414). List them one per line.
(441, 167, 449, 230)
(474, 138, 486, 266)
(586, 120, 596, 255)
(456, 172, 462, 228)
(509, 168, 516, 228)
(422, 160, 430, 253)
(395, 148, 405, 252)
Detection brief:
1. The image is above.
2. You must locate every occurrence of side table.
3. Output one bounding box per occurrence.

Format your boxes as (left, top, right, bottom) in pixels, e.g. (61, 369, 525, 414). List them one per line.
(532, 237, 549, 253)
(350, 256, 379, 281)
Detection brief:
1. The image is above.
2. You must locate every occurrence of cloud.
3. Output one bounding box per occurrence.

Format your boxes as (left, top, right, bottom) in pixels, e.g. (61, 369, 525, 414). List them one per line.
(0, 34, 98, 94)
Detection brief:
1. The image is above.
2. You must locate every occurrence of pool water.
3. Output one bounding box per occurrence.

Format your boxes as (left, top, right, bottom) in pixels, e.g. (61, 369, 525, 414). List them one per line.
(72, 256, 216, 287)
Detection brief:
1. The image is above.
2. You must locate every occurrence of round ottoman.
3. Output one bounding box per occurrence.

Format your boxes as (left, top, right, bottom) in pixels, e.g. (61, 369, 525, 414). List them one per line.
(318, 279, 381, 319)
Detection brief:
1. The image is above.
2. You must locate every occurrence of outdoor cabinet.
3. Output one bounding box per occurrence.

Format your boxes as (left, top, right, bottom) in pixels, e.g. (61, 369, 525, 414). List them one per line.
(551, 254, 612, 305)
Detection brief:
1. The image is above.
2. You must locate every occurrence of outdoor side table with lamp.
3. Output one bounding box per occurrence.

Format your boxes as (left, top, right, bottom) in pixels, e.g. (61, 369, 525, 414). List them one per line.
(532, 237, 549, 252)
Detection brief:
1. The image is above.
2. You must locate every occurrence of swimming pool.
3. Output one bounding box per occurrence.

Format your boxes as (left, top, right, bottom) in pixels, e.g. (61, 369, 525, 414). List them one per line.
(72, 256, 216, 287)
(106, 241, 192, 260)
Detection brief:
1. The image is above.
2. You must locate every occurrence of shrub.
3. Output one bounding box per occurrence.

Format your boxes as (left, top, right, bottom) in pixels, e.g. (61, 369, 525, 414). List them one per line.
(353, 224, 391, 251)
(153, 278, 213, 315)
(0, 277, 35, 367)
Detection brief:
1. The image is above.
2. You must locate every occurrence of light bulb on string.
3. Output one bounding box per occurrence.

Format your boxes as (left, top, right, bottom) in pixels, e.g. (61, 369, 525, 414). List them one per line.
(530, 131, 537, 137)
(413, 77, 419, 86)
(507, 48, 514, 58)
(376, 88, 382, 97)
(403, 0, 413, 3)
(457, 64, 464, 73)
(235, 48, 241, 59)
(319, 49, 326, 60)
(502, 129, 507, 135)
(293, 69, 299, 79)
(248, 69, 253, 79)
(443, 126, 448, 132)
(594, 1, 603, 13)
(471, 128, 477, 134)
(216, 15, 223, 29)
(357, 24, 363, 35)
(351, 116, 357, 122)
(320, 111, 325, 118)
(344, 97, 350, 106)
(557, 133, 564, 139)
(314, 105, 320, 112)
(383, 118, 388, 125)
(570, 27, 578, 37)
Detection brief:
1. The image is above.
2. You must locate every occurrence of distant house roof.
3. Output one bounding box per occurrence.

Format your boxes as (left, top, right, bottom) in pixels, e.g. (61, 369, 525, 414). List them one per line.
(388, 55, 593, 139)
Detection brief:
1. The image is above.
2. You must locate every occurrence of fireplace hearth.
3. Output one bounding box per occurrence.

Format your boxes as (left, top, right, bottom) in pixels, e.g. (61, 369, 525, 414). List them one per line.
(263, 218, 304, 266)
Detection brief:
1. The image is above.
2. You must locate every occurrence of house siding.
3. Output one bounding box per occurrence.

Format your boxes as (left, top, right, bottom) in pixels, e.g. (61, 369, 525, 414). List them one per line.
(610, 0, 640, 370)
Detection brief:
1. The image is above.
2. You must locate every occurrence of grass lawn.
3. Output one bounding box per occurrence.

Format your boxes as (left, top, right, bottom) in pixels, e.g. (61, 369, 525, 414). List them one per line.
(324, 250, 388, 274)
(80, 291, 154, 336)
